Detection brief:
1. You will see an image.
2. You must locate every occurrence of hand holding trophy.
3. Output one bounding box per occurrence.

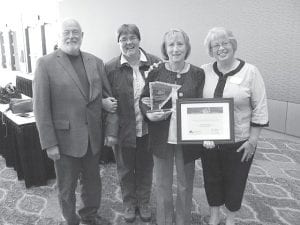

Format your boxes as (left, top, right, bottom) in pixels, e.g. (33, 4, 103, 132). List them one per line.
(145, 81, 181, 122)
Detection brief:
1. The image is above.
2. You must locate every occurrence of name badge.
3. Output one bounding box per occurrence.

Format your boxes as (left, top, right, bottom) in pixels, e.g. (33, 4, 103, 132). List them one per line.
(229, 76, 242, 84)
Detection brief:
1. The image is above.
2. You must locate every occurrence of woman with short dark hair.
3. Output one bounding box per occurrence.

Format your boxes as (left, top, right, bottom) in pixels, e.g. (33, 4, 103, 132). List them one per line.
(105, 24, 160, 223)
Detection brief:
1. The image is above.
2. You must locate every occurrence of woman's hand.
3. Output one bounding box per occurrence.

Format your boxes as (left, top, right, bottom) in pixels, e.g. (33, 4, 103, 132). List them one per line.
(203, 141, 215, 149)
(141, 97, 151, 108)
(104, 136, 118, 147)
(237, 140, 257, 162)
(146, 110, 172, 121)
(102, 97, 118, 113)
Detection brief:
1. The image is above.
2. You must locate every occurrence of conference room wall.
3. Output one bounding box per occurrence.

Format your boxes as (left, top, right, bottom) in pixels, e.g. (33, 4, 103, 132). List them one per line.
(58, 0, 300, 137)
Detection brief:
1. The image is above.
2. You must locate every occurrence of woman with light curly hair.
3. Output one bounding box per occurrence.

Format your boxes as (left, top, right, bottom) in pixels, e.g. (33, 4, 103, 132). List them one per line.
(201, 27, 269, 225)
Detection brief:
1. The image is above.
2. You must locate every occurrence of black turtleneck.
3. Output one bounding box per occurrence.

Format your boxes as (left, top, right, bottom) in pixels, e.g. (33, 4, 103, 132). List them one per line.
(67, 53, 90, 98)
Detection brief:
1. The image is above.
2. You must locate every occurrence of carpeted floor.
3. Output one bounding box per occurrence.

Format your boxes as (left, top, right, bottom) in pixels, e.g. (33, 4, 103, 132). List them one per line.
(0, 137, 300, 225)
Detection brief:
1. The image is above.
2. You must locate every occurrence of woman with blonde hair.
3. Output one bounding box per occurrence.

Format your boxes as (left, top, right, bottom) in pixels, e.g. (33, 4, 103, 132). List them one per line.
(201, 27, 269, 225)
(140, 29, 205, 225)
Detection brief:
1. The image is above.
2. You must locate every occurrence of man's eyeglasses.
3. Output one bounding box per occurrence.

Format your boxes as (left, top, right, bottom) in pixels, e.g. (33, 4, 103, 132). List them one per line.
(62, 30, 81, 37)
(119, 36, 138, 43)
(211, 41, 231, 50)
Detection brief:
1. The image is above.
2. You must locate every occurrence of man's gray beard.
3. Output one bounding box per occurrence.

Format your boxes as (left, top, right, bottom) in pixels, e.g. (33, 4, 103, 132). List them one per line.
(61, 45, 80, 56)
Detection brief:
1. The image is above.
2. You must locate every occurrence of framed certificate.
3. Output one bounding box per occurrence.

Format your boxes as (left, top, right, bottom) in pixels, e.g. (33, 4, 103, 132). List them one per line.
(177, 98, 234, 144)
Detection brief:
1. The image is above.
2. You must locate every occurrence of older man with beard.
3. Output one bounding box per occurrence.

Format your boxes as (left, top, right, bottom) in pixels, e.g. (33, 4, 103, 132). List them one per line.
(33, 18, 118, 225)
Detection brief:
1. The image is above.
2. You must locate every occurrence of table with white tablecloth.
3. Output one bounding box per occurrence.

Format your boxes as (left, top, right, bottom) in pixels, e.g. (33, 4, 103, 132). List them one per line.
(0, 103, 55, 188)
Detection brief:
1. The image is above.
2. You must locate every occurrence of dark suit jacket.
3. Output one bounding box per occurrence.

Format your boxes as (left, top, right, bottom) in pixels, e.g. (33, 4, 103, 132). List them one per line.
(33, 49, 118, 157)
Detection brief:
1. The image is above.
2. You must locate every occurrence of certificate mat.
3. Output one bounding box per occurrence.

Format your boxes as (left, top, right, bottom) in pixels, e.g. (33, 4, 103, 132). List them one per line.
(177, 98, 234, 144)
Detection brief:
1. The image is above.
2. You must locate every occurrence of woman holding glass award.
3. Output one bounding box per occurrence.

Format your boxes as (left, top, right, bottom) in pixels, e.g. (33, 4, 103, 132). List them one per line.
(140, 29, 205, 225)
(200, 27, 269, 225)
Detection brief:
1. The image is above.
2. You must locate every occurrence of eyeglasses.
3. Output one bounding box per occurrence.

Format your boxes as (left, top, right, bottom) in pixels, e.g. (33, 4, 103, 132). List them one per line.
(119, 36, 138, 43)
(211, 41, 231, 50)
(62, 29, 81, 37)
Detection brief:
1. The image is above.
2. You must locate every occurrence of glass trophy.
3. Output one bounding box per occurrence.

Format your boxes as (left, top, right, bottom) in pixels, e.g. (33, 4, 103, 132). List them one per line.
(148, 81, 181, 112)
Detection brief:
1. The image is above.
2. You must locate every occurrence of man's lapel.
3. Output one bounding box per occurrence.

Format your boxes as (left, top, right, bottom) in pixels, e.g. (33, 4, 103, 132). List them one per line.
(81, 52, 100, 102)
(56, 49, 88, 100)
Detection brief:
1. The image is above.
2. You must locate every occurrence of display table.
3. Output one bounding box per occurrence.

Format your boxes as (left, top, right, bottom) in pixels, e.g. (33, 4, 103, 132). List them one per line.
(0, 102, 55, 188)
(16, 73, 33, 97)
